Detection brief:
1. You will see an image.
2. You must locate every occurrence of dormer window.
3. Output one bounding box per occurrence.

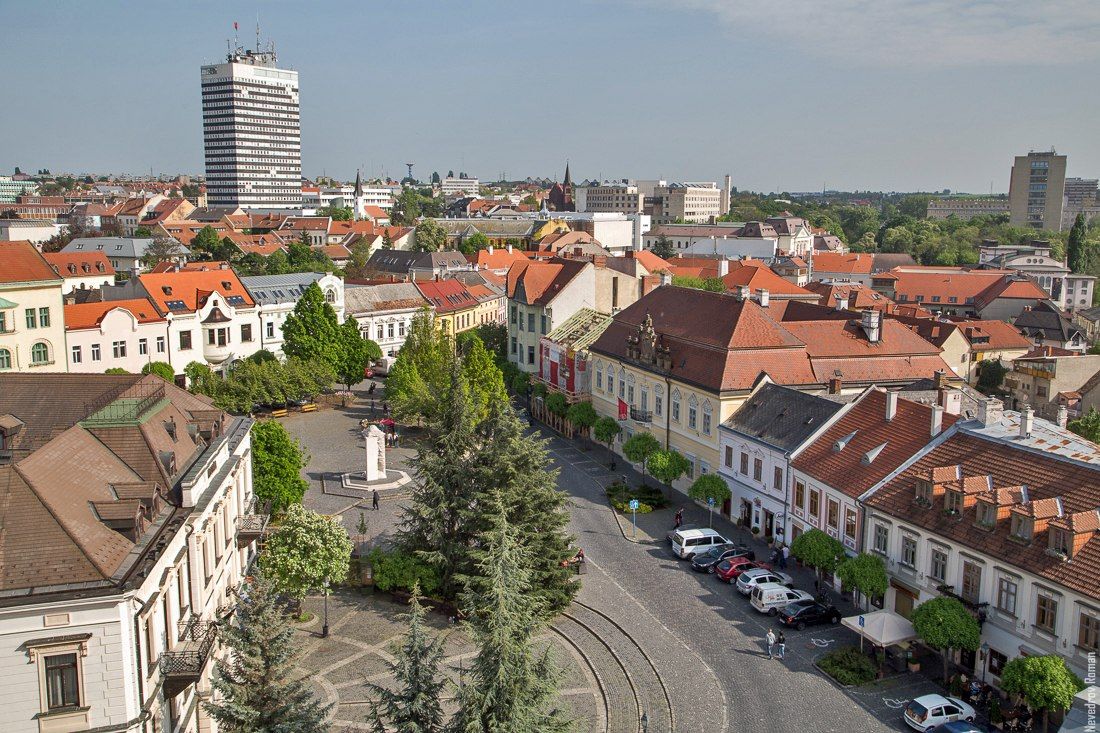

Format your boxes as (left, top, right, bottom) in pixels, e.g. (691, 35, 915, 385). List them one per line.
(915, 479, 932, 506)
(162, 286, 172, 295)
(1011, 514, 1033, 542)
(945, 490, 962, 514)
(976, 501, 997, 528)
(1049, 528, 1071, 557)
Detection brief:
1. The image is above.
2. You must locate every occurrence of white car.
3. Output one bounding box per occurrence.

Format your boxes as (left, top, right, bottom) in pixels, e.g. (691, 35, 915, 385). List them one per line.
(903, 695, 976, 732)
(749, 583, 814, 615)
(668, 528, 731, 560)
(735, 567, 794, 596)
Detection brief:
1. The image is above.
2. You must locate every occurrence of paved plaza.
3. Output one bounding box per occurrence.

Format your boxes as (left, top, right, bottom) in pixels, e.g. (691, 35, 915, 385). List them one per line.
(284, 384, 946, 733)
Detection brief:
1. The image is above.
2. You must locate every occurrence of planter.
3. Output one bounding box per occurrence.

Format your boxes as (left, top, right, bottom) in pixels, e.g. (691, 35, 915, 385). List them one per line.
(908, 661, 921, 673)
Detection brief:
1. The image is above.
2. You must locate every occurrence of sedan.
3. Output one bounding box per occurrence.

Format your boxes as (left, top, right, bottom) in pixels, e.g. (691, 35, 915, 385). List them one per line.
(932, 723, 986, 733)
(714, 557, 770, 583)
(735, 567, 794, 595)
(689, 543, 755, 573)
(777, 599, 841, 630)
(903, 695, 976, 732)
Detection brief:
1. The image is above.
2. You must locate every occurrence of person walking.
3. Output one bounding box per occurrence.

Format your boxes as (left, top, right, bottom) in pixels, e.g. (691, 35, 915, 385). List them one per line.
(765, 629, 776, 659)
(776, 631, 786, 659)
(780, 544, 790, 570)
(674, 507, 684, 529)
(372, 489, 380, 511)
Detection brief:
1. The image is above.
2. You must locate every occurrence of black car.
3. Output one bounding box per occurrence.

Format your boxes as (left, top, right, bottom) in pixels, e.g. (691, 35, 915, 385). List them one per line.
(689, 543, 755, 573)
(776, 599, 841, 630)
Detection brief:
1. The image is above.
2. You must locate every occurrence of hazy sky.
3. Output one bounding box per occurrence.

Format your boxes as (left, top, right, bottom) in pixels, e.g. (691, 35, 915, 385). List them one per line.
(2, 0, 1098, 193)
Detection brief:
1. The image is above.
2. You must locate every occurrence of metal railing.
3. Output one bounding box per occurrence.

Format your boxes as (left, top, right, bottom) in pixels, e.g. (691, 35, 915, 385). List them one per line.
(630, 407, 653, 423)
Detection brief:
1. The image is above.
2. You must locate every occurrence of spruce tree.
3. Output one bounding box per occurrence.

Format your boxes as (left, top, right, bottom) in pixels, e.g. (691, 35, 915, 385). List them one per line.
(1068, 212, 1088, 273)
(449, 511, 570, 733)
(204, 574, 331, 733)
(367, 587, 446, 733)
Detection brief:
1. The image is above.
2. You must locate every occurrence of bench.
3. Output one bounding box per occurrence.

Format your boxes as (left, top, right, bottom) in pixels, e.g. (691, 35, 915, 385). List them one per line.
(300, 403, 317, 413)
(270, 408, 289, 418)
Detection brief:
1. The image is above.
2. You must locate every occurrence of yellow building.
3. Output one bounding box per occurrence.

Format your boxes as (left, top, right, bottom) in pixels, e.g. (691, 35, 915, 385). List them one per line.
(414, 278, 481, 337)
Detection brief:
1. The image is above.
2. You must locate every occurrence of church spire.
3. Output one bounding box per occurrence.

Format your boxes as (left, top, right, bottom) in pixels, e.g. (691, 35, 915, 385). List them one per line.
(354, 168, 363, 196)
(563, 161, 572, 188)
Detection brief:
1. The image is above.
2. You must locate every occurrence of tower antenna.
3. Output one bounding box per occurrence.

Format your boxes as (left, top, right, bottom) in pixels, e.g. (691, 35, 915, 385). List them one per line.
(405, 163, 415, 182)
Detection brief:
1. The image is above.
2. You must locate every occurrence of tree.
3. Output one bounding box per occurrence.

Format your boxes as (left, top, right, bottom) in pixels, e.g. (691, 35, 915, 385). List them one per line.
(387, 308, 454, 425)
(204, 574, 331, 732)
(412, 219, 446, 252)
(185, 360, 219, 395)
(593, 417, 621, 464)
(689, 473, 731, 526)
(910, 596, 981, 682)
(651, 234, 675, 260)
(790, 529, 844, 577)
(263, 504, 352, 601)
(449, 515, 570, 733)
(544, 392, 567, 417)
(1001, 655, 1085, 732)
(133, 226, 154, 238)
(392, 188, 422, 226)
(431, 171, 441, 185)
(104, 367, 130, 374)
(1068, 212, 1088, 272)
(191, 225, 222, 255)
(382, 230, 395, 250)
(622, 432, 660, 485)
(345, 238, 374, 278)
(896, 194, 934, 219)
(672, 275, 726, 292)
(318, 205, 353, 221)
(565, 401, 598, 437)
(648, 448, 690, 487)
(141, 361, 175, 382)
(281, 283, 341, 363)
(458, 232, 490, 256)
(333, 316, 377, 392)
(460, 335, 508, 426)
(247, 349, 278, 364)
(366, 587, 446, 733)
(251, 419, 310, 511)
(975, 357, 1008, 395)
(835, 553, 888, 609)
(1068, 407, 1100, 443)
(140, 235, 185, 268)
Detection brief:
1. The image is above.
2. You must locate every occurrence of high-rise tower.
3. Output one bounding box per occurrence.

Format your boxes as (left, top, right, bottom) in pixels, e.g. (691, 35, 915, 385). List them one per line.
(200, 37, 301, 210)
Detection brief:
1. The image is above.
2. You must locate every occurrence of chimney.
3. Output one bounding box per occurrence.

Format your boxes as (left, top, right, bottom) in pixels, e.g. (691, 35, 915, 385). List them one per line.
(885, 390, 898, 422)
(828, 376, 842, 394)
(659, 271, 673, 287)
(938, 388, 963, 416)
(933, 369, 948, 390)
(718, 258, 730, 277)
(1020, 406, 1035, 439)
(931, 405, 944, 437)
(721, 174, 732, 216)
(131, 264, 141, 280)
(506, 243, 513, 253)
(757, 288, 770, 307)
(860, 309, 882, 343)
(1057, 404, 1069, 429)
(593, 255, 607, 269)
(833, 293, 846, 312)
(487, 244, 494, 255)
(978, 397, 1004, 427)
(737, 286, 750, 301)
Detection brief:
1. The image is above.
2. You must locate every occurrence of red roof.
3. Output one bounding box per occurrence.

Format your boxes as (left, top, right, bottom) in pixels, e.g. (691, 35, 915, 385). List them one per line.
(812, 252, 875, 275)
(415, 279, 478, 313)
(720, 262, 815, 297)
(64, 299, 164, 330)
(886, 267, 1048, 308)
(42, 251, 116, 278)
(0, 241, 60, 284)
(954, 319, 1033, 351)
(320, 245, 351, 260)
(470, 246, 530, 270)
(363, 206, 389, 220)
(506, 259, 590, 306)
(803, 281, 892, 310)
(629, 250, 671, 274)
(138, 269, 254, 313)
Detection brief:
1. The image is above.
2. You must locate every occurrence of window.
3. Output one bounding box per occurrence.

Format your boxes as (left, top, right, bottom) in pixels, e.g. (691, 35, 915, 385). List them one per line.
(179, 331, 192, 350)
(112, 341, 127, 359)
(671, 391, 680, 422)
(44, 653, 80, 710)
(511, 337, 518, 356)
(873, 524, 888, 554)
(26, 308, 37, 329)
(739, 452, 749, 475)
(1079, 614, 1100, 652)
(752, 458, 762, 482)
(1036, 595, 1058, 633)
(997, 578, 1018, 616)
(809, 490, 820, 518)
(241, 324, 253, 342)
(527, 313, 535, 332)
(844, 508, 857, 540)
(976, 501, 997, 527)
(71, 345, 82, 364)
(595, 367, 603, 390)
(827, 499, 839, 530)
(961, 562, 982, 604)
(1049, 528, 1071, 556)
(1011, 514, 1033, 541)
(773, 466, 783, 491)
(608, 372, 615, 395)
(31, 342, 49, 364)
(654, 391, 663, 416)
(91, 343, 101, 361)
(387, 323, 395, 338)
(399, 322, 406, 337)
(618, 371, 625, 399)
(540, 315, 547, 333)
(138, 338, 148, 355)
(0, 311, 6, 332)
(377, 324, 384, 339)
(688, 403, 697, 429)
(795, 481, 805, 510)
(725, 446, 733, 468)
(156, 336, 165, 353)
(510, 305, 517, 324)
(527, 345, 534, 365)
(945, 490, 962, 514)
(39, 307, 50, 327)
(901, 536, 917, 567)
(930, 548, 948, 583)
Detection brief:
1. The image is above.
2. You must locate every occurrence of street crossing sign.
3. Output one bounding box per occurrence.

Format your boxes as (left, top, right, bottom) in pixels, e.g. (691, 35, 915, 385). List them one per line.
(629, 499, 640, 511)
(707, 497, 716, 506)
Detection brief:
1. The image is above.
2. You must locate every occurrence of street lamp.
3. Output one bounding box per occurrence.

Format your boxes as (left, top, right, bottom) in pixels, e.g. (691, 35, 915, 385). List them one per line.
(979, 641, 989, 682)
(321, 578, 331, 638)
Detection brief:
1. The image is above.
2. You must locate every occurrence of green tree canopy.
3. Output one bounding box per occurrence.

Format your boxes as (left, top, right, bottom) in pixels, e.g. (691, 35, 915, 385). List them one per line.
(976, 357, 1008, 395)
(910, 596, 981, 681)
(688, 473, 731, 505)
(566, 401, 598, 432)
(650, 234, 675, 260)
(333, 316, 378, 390)
(460, 335, 508, 426)
(1001, 655, 1085, 732)
(318, 205, 353, 221)
(191, 225, 222, 254)
(544, 392, 567, 416)
(281, 282, 341, 363)
(835, 553, 888, 606)
(141, 361, 175, 382)
(251, 419, 310, 511)
(412, 218, 446, 252)
(672, 275, 726, 292)
(262, 504, 352, 601)
(104, 367, 130, 374)
(648, 448, 691, 486)
(623, 431, 660, 484)
(1068, 213, 1088, 273)
(593, 417, 621, 448)
(1068, 407, 1100, 443)
(458, 231, 491, 256)
(140, 235, 185, 267)
(387, 308, 454, 425)
(204, 573, 331, 732)
(790, 529, 844, 576)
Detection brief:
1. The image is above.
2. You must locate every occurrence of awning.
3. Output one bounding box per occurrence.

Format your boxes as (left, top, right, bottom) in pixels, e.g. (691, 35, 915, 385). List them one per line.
(841, 610, 917, 647)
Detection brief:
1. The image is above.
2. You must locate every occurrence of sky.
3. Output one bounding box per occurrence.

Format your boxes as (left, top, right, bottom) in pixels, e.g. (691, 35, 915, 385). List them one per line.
(1, 0, 1098, 193)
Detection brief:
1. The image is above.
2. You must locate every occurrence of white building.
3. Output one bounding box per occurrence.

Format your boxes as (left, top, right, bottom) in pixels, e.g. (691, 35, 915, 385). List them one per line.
(42, 252, 116, 294)
(0, 219, 62, 245)
(64, 299, 171, 373)
(0, 241, 67, 373)
(201, 44, 302, 210)
(648, 181, 726, 224)
(241, 272, 345, 358)
(507, 259, 595, 372)
(574, 181, 644, 214)
(0, 175, 39, 203)
(62, 238, 191, 275)
(978, 241, 1095, 312)
(344, 283, 428, 358)
(0, 373, 260, 733)
(642, 223, 778, 259)
(440, 177, 480, 197)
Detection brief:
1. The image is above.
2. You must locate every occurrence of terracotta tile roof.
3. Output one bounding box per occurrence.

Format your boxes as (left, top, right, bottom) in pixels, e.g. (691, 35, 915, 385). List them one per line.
(812, 252, 875, 275)
(138, 269, 254, 313)
(42, 251, 116, 278)
(885, 267, 1047, 308)
(1050, 509, 1100, 533)
(64, 298, 164, 330)
(665, 265, 712, 279)
(466, 282, 502, 303)
(117, 197, 152, 217)
(1021, 345, 1079, 358)
(282, 216, 330, 231)
(470, 247, 530, 270)
(320, 244, 351, 260)
(953, 319, 1033, 351)
(327, 220, 378, 237)
(363, 205, 389, 220)
(0, 240, 61, 284)
(415, 279, 478, 313)
(793, 389, 958, 498)
(865, 431, 1100, 601)
(506, 259, 590, 306)
(225, 232, 287, 256)
(630, 250, 672, 274)
(720, 262, 815, 297)
(804, 281, 893, 310)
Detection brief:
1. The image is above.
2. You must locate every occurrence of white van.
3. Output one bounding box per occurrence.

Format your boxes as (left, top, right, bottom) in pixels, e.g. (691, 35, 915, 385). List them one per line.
(373, 356, 397, 375)
(669, 528, 731, 559)
(750, 583, 814, 615)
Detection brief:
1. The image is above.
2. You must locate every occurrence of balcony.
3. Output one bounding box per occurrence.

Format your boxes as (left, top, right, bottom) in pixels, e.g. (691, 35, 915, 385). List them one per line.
(236, 513, 269, 547)
(629, 407, 653, 423)
(160, 619, 217, 697)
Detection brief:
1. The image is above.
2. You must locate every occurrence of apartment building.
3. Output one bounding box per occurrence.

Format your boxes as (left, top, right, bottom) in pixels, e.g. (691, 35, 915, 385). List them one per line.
(344, 283, 427, 358)
(1009, 150, 1067, 231)
(65, 299, 170, 373)
(440, 177, 480, 197)
(574, 181, 644, 214)
(1003, 352, 1100, 420)
(648, 182, 724, 224)
(871, 266, 1050, 321)
(414, 278, 481, 337)
(241, 272, 345, 358)
(0, 373, 259, 733)
(42, 252, 116, 294)
(62, 237, 192, 274)
(926, 197, 1009, 220)
(977, 241, 1095, 312)
(0, 241, 66, 373)
(508, 259, 594, 372)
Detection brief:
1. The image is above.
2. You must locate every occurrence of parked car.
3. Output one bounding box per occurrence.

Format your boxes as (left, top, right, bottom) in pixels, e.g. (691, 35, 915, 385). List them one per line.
(669, 528, 731, 560)
(776, 599, 841, 629)
(749, 584, 814, 615)
(373, 356, 397, 376)
(714, 557, 769, 583)
(363, 366, 375, 379)
(931, 723, 986, 733)
(903, 695, 976, 732)
(735, 567, 794, 595)
(690, 543, 755, 573)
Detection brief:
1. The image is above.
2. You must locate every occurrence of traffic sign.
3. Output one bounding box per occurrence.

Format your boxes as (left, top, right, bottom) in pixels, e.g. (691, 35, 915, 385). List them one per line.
(707, 497, 716, 506)
(629, 499, 640, 511)
(858, 615, 865, 628)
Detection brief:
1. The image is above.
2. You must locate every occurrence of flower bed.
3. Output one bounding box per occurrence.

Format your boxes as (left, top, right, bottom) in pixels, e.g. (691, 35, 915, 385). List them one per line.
(818, 646, 877, 686)
(605, 482, 669, 513)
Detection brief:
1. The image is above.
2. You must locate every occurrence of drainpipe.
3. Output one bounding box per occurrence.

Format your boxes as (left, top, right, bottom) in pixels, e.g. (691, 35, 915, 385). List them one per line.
(664, 373, 672, 450)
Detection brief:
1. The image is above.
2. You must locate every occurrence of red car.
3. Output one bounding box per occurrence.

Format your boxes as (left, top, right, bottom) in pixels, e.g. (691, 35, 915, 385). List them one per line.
(715, 557, 771, 583)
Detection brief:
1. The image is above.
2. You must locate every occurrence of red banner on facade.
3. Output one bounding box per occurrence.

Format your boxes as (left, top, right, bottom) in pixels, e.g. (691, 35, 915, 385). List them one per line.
(618, 399, 628, 420)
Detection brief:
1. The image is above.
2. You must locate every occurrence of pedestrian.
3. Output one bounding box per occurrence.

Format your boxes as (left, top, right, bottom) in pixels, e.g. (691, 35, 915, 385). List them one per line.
(372, 489, 379, 511)
(674, 507, 684, 529)
(765, 629, 776, 659)
(780, 544, 790, 570)
(776, 631, 786, 659)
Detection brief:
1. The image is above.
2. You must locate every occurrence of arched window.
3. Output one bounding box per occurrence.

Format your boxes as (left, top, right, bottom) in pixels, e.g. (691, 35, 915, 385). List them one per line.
(595, 361, 604, 391)
(618, 368, 626, 399)
(626, 372, 636, 404)
(688, 393, 698, 430)
(671, 389, 681, 423)
(654, 384, 664, 416)
(325, 289, 337, 304)
(0, 348, 10, 370)
(702, 400, 713, 435)
(31, 342, 50, 365)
